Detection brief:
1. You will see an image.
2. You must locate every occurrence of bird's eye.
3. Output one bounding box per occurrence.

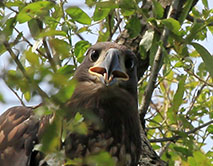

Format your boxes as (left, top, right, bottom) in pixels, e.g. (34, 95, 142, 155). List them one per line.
(90, 50, 99, 62)
(125, 58, 134, 70)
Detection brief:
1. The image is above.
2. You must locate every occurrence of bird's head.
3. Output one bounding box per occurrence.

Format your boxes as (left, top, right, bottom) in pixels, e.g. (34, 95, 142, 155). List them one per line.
(74, 42, 138, 99)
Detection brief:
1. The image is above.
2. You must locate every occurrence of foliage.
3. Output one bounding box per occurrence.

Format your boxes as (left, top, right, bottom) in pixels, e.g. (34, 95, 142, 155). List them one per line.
(0, 0, 212, 165)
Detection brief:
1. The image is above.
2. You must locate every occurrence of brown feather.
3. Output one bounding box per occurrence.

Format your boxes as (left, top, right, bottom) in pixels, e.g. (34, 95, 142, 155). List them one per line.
(0, 107, 39, 166)
(66, 83, 141, 165)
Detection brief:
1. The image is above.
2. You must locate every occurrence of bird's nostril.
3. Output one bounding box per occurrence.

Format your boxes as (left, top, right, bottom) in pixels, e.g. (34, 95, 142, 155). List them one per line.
(89, 67, 106, 76)
(112, 70, 129, 80)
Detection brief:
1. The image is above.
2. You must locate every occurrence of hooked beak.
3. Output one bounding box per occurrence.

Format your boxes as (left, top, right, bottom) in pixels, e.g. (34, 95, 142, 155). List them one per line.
(89, 48, 129, 86)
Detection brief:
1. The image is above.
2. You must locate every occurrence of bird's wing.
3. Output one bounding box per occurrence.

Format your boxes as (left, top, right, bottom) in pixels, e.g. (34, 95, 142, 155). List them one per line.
(0, 106, 40, 166)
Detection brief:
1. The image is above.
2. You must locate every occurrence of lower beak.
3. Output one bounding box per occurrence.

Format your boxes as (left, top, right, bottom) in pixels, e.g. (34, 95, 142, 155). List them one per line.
(89, 48, 129, 86)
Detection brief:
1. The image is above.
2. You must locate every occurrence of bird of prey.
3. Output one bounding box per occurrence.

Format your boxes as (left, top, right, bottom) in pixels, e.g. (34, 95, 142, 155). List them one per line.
(0, 42, 142, 166)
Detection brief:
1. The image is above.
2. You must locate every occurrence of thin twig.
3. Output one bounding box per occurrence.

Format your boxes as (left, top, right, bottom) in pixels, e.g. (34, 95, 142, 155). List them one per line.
(75, 33, 85, 41)
(108, 13, 113, 40)
(159, 141, 171, 157)
(187, 70, 213, 87)
(186, 83, 207, 118)
(137, 72, 150, 87)
(5, 5, 18, 14)
(5, 83, 26, 106)
(149, 100, 165, 121)
(107, 17, 122, 41)
(150, 120, 213, 143)
(43, 38, 57, 72)
(199, 131, 209, 149)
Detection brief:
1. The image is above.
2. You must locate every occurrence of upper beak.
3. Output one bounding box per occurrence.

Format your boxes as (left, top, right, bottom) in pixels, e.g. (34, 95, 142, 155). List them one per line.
(89, 48, 129, 86)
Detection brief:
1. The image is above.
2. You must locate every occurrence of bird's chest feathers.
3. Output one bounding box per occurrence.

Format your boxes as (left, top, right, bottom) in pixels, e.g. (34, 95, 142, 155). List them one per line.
(66, 84, 141, 165)
(68, 84, 140, 142)
(70, 84, 137, 123)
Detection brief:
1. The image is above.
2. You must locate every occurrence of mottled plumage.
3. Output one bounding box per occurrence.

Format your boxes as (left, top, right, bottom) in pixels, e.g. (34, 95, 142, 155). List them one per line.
(0, 42, 142, 166)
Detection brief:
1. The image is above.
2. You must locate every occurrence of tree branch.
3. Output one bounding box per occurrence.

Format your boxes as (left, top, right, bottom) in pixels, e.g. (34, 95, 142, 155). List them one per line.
(14, 27, 49, 59)
(187, 15, 213, 26)
(139, 0, 180, 118)
(150, 120, 213, 143)
(3, 42, 49, 100)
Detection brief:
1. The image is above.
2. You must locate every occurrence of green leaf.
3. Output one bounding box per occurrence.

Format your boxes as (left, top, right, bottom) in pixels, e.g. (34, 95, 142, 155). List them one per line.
(121, 9, 135, 16)
(93, 6, 111, 21)
(161, 18, 181, 35)
(178, 0, 194, 24)
(54, 80, 76, 103)
(0, 93, 5, 103)
(188, 151, 212, 166)
(66, 7, 91, 25)
(66, 112, 88, 135)
(74, 112, 84, 123)
(57, 65, 75, 76)
(24, 91, 31, 102)
(125, 15, 141, 38)
(119, 0, 135, 10)
(17, 1, 55, 23)
(28, 19, 41, 39)
(5, 1, 24, 8)
(148, 32, 160, 66)
(186, 23, 206, 42)
(152, 0, 164, 18)
(41, 116, 62, 153)
(2, 17, 16, 38)
(152, 144, 161, 150)
(38, 29, 66, 38)
(139, 30, 154, 51)
(49, 38, 71, 59)
(74, 40, 91, 63)
(207, 125, 213, 134)
(208, 17, 213, 34)
(167, 107, 177, 124)
(192, 42, 213, 78)
(92, 1, 118, 21)
(52, 73, 70, 87)
(0, 44, 6, 55)
(34, 106, 53, 118)
(178, 115, 193, 129)
(97, 30, 110, 42)
(77, 26, 89, 33)
(85, 0, 97, 7)
(174, 61, 184, 68)
(173, 75, 186, 112)
(119, 0, 135, 16)
(173, 146, 192, 156)
(25, 48, 40, 66)
(87, 152, 116, 166)
(65, 158, 83, 165)
(202, 0, 209, 9)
